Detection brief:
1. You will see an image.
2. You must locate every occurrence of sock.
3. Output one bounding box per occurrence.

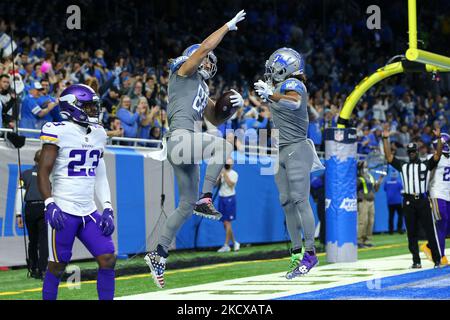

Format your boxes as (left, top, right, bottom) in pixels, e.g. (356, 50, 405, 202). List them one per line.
(42, 271, 61, 300)
(157, 244, 169, 258)
(291, 247, 302, 255)
(97, 269, 115, 300)
(306, 250, 316, 256)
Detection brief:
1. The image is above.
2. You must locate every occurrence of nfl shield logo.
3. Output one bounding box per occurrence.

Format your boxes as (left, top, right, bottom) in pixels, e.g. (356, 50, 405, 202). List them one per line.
(334, 130, 344, 142)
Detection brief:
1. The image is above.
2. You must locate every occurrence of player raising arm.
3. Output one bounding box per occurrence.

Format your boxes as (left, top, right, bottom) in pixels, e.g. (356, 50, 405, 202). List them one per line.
(144, 10, 245, 289)
(38, 84, 116, 300)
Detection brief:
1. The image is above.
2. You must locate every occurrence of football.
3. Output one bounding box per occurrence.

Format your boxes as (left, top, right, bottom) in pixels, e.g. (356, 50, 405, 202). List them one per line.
(205, 91, 238, 126)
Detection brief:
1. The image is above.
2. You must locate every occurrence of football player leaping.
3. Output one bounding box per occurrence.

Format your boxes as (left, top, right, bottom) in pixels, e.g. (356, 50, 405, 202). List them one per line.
(254, 48, 323, 279)
(38, 84, 116, 300)
(144, 10, 246, 289)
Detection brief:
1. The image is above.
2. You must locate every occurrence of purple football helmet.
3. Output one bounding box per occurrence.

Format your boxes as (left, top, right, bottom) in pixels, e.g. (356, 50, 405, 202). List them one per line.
(433, 132, 450, 154)
(59, 84, 100, 125)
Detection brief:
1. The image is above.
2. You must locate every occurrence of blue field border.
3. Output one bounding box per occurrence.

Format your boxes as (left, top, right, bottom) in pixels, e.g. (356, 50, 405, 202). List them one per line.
(277, 266, 450, 300)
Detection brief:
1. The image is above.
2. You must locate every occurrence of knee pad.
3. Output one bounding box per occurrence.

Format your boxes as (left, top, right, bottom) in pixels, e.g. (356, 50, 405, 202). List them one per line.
(290, 193, 307, 206)
(97, 254, 117, 269)
(47, 261, 67, 278)
(279, 194, 291, 208)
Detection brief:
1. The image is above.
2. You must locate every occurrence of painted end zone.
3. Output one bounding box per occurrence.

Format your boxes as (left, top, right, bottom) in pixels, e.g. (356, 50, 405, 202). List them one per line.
(278, 266, 450, 300)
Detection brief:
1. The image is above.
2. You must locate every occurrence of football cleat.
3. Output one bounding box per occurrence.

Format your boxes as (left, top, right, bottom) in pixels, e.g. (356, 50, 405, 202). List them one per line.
(193, 198, 222, 220)
(411, 263, 422, 269)
(286, 251, 319, 279)
(285, 252, 302, 280)
(144, 251, 166, 289)
(420, 243, 433, 262)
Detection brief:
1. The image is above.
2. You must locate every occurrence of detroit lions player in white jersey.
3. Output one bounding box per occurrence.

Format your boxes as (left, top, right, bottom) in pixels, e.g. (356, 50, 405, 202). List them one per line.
(254, 48, 323, 279)
(38, 84, 116, 300)
(423, 133, 450, 265)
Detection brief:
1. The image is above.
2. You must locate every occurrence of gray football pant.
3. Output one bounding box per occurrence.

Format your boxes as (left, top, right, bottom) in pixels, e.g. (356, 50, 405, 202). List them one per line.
(275, 140, 316, 252)
(158, 130, 233, 253)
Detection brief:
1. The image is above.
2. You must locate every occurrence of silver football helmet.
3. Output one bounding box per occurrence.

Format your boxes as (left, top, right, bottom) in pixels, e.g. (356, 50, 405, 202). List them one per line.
(182, 44, 217, 80)
(264, 47, 304, 84)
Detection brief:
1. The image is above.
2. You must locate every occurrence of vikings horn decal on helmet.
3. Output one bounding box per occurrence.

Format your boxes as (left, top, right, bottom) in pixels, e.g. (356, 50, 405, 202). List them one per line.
(433, 132, 450, 154)
(182, 44, 218, 80)
(264, 47, 305, 84)
(59, 84, 100, 125)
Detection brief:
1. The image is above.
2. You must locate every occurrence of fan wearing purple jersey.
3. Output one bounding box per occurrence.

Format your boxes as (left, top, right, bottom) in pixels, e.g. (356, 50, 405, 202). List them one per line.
(38, 84, 116, 300)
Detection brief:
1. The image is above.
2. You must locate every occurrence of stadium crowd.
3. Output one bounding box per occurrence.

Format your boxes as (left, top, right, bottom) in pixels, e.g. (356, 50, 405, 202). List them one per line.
(0, 0, 449, 152)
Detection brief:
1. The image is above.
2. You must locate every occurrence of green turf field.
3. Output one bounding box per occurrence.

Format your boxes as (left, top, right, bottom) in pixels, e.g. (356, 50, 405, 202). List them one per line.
(0, 233, 435, 300)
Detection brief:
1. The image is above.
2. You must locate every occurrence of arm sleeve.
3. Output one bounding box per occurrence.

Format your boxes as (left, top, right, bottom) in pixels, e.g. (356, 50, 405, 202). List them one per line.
(95, 157, 112, 211)
(426, 157, 439, 171)
(14, 178, 24, 216)
(390, 157, 404, 172)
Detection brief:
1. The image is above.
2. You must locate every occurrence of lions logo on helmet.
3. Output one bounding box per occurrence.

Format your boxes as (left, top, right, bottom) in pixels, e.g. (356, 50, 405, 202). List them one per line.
(170, 44, 217, 80)
(265, 47, 304, 84)
(59, 84, 100, 125)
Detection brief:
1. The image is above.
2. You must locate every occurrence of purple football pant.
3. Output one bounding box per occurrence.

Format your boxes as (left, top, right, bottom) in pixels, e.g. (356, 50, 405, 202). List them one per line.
(431, 198, 450, 258)
(48, 211, 115, 263)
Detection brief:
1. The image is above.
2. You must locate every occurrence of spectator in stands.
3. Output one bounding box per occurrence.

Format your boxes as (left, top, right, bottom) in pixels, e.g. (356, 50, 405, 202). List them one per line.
(372, 94, 389, 122)
(217, 158, 240, 253)
(0, 74, 13, 128)
(19, 82, 56, 136)
(37, 79, 61, 122)
(136, 97, 159, 145)
(106, 116, 124, 143)
(148, 126, 162, 148)
(116, 95, 139, 143)
(357, 160, 384, 248)
(359, 126, 372, 154)
(128, 79, 144, 111)
(384, 167, 404, 234)
(396, 124, 411, 157)
(100, 86, 121, 127)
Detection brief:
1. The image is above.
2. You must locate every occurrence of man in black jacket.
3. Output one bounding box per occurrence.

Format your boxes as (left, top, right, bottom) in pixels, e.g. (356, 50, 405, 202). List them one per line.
(16, 149, 48, 279)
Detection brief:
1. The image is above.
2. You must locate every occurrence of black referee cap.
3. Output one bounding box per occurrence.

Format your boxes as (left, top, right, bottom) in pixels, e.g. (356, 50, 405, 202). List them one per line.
(407, 142, 418, 153)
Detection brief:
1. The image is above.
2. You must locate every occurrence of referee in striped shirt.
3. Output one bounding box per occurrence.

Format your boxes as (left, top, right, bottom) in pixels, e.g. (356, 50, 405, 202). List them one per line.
(382, 126, 443, 268)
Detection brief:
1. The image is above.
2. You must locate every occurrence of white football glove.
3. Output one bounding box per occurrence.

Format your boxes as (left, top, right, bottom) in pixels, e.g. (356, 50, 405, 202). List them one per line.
(254, 80, 273, 102)
(230, 89, 244, 108)
(226, 10, 246, 31)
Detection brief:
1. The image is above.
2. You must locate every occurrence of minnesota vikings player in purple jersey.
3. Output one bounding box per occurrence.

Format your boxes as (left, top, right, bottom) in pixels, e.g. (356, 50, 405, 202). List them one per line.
(422, 133, 450, 265)
(38, 84, 116, 300)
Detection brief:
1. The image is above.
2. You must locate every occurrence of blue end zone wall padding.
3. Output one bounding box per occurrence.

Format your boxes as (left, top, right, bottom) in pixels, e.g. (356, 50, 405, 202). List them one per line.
(108, 147, 147, 255)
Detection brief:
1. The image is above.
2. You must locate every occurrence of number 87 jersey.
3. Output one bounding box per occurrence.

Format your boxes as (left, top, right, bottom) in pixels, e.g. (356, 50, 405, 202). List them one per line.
(40, 121, 107, 216)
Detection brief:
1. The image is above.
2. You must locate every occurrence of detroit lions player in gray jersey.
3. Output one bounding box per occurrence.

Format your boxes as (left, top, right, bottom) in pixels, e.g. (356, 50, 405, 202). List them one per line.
(254, 48, 321, 279)
(144, 10, 246, 289)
